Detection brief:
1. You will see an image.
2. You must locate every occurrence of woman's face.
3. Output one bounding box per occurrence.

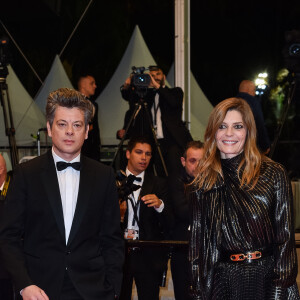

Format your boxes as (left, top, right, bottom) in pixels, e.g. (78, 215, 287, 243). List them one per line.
(215, 109, 247, 159)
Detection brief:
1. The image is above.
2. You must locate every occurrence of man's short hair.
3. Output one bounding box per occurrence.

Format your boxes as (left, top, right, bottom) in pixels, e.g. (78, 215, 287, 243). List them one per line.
(77, 74, 94, 89)
(127, 136, 153, 153)
(183, 140, 204, 159)
(46, 88, 94, 128)
(149, 65, 164, 74)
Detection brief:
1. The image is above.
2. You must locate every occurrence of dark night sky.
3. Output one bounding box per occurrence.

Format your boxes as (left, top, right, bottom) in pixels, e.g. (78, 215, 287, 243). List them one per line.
(1, 0, 300, 171)
(1, 0, 300, 105)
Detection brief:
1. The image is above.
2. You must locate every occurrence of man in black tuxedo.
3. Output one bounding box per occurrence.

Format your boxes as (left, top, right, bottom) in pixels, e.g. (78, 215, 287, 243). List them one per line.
(119, 136, 173, 300)
(168, 141, 204, 300)
(117, 66, 193, 176)
(0, 88, 124, 300)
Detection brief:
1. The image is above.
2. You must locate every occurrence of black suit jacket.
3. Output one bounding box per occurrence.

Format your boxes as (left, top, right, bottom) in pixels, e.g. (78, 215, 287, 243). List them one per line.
(236, 92, 271, 152)
(123, 172, 174, 274)
(0, 151, 124, 300)
(121, 86, 192, 149)
(168, 168, 193, 241)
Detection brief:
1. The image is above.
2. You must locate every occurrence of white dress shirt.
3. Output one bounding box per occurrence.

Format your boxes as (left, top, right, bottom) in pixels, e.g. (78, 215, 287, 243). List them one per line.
(125, 169, 144, 232)
(151, 92, 164, 139)
(125, 168, 164, 232)
(52, 148, 80, 244)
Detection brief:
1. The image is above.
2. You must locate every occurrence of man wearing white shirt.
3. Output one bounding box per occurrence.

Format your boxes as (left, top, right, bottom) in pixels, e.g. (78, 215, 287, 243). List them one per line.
(0, 88, 124, 300)
(119, 137, 173, 300)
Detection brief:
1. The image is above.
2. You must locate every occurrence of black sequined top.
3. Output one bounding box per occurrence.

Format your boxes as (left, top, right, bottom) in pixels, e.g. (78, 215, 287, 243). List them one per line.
(189, 154, 298, 299)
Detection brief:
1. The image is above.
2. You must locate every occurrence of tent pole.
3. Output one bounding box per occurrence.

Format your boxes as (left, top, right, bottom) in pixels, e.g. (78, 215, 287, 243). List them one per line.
(59, 0, 94, 58)
(0, 20, 43, 84)
(174, 0, 191, 130)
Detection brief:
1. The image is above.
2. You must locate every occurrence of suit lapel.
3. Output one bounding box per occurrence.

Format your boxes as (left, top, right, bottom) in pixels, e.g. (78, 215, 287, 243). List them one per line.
(41, 151, 66, 241)
(139, 172, 153, 214)
(67, 155, 93, 246)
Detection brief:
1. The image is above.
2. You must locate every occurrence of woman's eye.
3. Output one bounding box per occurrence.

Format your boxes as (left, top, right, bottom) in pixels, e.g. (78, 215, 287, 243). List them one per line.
(235, 124, 244, 129)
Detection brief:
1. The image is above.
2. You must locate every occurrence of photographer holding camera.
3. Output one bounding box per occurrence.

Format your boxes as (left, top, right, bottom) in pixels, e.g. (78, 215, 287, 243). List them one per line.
(118, 136, 173, 300)
(117, 66, 193, 177)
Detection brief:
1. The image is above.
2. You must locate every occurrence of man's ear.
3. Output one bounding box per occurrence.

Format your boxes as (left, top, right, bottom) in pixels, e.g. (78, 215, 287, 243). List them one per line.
(47, 122, 52, 137)
(180, 157, 186, 167)
(85, 124, 89, 140)
(126, 150, 130, 160)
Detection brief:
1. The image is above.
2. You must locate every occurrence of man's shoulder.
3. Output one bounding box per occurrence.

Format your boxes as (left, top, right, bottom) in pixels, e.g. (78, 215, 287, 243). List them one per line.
(144, 172, 166, 186)
(17, 152, 50, 172)
(236, 92, 257, 105)
(163, 86, 183, 93)
(81, 155, 114, 174)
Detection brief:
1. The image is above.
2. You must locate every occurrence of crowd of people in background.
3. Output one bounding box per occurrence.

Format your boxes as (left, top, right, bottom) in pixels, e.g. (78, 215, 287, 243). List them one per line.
(0, 68, 299, 300)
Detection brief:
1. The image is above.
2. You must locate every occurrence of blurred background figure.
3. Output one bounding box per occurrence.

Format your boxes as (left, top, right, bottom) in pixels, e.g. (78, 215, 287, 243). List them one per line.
(78, 74, 101, 161)
(237, 80, 271, 154)
(168, 141, 204, 300)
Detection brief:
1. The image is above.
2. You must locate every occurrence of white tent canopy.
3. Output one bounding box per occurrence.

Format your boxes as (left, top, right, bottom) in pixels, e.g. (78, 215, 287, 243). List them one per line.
(96, 25, 158, 145)
(34, 55, 74, 113)
(167, 64, 213, 141)
(0, 65, 46, 147)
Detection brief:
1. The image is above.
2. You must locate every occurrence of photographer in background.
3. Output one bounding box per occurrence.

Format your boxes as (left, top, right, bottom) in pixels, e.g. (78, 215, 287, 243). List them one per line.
(117, 66, 193, 177)
(118, 136, 173, 300)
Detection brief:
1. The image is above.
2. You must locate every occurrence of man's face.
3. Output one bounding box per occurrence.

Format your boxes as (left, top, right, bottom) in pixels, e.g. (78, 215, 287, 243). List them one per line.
(80, 76, 97, 98)
(150, 69, 165, 86)
(126, 143, 152, 175)
(47, 106, 88, 161)
(181, 147, 204, 177)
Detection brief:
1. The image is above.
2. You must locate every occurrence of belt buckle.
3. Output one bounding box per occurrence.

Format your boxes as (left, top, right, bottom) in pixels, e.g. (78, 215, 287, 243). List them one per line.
(128, 247, 140, 253)
(230, 251, 262, 262)
(247, 251, 262, 260)
(230, 253, 246, 261)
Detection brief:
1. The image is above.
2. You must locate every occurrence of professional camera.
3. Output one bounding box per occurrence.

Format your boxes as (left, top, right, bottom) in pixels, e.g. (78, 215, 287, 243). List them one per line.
(283, 30, 300, 73)
(131, 66, 151, 88)
(116, 170, 141, 202)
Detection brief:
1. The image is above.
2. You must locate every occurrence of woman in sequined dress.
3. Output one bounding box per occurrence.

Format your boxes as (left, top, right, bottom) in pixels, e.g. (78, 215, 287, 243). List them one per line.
(189, 97, 300, 300)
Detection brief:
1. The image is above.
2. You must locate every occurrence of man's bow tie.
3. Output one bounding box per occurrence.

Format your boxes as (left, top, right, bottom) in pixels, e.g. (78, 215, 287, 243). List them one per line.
(56, 161, 81, 171)
(127, 174, 142, 182)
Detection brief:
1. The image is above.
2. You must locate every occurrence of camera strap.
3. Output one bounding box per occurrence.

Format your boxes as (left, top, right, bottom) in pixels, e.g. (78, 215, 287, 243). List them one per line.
(0, 174, 11, 202)
(152, 93, 160, 130)
(128, 192, 140, 227)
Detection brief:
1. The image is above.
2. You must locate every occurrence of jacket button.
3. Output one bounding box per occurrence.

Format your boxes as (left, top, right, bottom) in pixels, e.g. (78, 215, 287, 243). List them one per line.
(66, 250, 71, 255)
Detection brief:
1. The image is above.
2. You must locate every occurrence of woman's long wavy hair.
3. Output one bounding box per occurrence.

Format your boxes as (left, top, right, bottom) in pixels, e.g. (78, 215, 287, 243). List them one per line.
(193, 97, 263, 191)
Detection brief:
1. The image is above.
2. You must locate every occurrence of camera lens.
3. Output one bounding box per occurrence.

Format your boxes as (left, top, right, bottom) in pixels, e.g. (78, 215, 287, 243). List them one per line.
(289, 44, 300, 57)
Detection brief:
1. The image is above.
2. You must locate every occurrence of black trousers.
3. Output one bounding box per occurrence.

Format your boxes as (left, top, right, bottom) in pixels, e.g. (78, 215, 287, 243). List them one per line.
(120, 248, 165, 300)
(0, 278, 14, 300)
(171, 248, 193, 300)
(60, 271, 84, 300)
